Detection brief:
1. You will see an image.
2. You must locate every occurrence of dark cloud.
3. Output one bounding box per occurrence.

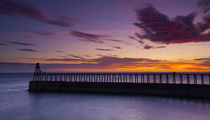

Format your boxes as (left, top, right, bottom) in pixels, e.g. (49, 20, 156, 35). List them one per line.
(70, 31, 133, 45)
(70, 31, 107, 43)
(0, 42, 8, 46)
(156, 45, 165, 48)
(144, 45, 154, 49)
(129, 35, 137, 40)
(48, 54, 89, 62)
(47, 58, 83, 62)
(144, 44, 165, 50)
(194, 57, 210, 66)
(129, 35, 144, 44)
(134, 4, 210, 44)
(55, 51, 63, 53)
(105, 39, 133, 45)
(44, 56, 160, 69)
(185, 67, 210, 70)
(112, 46, 121, 49)
(0, 0, 76, 28)
(194, 58, 210, 61)
(68, 54, 84, 59)
(198, 0, 210, 13)
(93, 56, 159, 65)
(6, 41, 35, 46)
(18, 49, 38, 52)
(45, 56, 160, 68)
(96, 54, 118, 57)
(27, 30, 57, 36)
(95, 48, 114, 51)
(0, 56, 173, 72)
(157, 65, 171, 69)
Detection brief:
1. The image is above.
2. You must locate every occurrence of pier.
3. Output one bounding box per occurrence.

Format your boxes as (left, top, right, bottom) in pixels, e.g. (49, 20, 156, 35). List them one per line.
(29, 63, 210, 98)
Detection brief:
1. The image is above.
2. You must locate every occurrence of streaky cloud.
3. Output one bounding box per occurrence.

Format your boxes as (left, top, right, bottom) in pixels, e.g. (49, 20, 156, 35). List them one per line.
(0, 0, 77, 28)
(144, 44, 165, 50)
(96, 48, 114, 51)
(6, 41, 35, 46)
(0, 42, 8, 46)
(112, 46, 121, 49)
(18, 49, 38, 52)
(70, 31, 107, 43)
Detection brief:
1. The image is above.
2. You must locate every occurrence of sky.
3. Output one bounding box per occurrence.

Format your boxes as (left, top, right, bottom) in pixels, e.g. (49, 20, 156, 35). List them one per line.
(0, 0, 210, 72)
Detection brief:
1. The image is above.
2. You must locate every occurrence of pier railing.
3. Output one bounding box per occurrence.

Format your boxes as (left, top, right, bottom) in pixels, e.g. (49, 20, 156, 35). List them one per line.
(32, 72, 210, 85)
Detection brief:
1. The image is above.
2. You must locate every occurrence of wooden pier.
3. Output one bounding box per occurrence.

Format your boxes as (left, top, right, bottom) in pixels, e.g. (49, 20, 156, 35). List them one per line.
(29, 63, 210, 98)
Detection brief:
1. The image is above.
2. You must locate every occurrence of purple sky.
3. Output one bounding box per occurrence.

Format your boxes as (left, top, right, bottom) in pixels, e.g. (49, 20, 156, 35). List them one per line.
(0, 0, 210, 72)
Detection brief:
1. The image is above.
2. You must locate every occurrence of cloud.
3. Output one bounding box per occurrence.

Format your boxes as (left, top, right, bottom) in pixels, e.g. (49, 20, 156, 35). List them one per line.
(144, 44, 165, 49)
(2, 56, 210, 72)
(47, 58, 83, 62)
(156, 45, 165, 48)
(95, 48, 114, 51)
(27, 30, 57, 36)
(43, 56, 161, 70)
(96, 54, 118, 57)
(129, 35, 144, 44)
(0, 42, 8, 46)
(0, 0, 76, 28)
(112, 46, 121, 49)
(70, 31, 133, 45)
(6, 41, 35, 46)
(18, 49, 38, 52)
(144, 45, 154, 49)
(47, 56, 159, 66)
(134, 4, 210, 44)
(194, 57, 210, 66)
(68, 54, 85, 59)
(157, 64, 171, 69)
(105, 39, 133, 45)
(198, 0, 210, 13)
(48, 54, 89, 62)
(55, 51, 63, 53)
(93, 56, 159, 65)
(70, 31, 107, 43)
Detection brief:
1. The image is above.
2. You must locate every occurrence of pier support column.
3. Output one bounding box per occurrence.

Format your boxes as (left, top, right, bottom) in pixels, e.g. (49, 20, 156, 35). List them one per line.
(153, 74, 156, 83)
(201, 74, 204, 85)
(147, 74, 150, 83)
(166, 74, 169, 84)
(160, 74, 162, 84)
(194, 74, 197, 84)
(173, 72, 176, 84)
(187, 74, 190, 84)
(180, 74, 183, 84)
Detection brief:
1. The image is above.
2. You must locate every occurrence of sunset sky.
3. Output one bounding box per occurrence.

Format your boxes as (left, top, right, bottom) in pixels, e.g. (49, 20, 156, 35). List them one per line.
(0, 0, 210, 72)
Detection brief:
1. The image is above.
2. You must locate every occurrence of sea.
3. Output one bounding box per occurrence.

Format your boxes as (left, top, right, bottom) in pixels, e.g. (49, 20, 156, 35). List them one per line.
(0, 73, 210, 120)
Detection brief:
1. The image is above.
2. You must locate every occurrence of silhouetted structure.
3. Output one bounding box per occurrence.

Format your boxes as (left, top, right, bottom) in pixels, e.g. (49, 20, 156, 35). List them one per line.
(29, 63, 210, 98)
(34, 63, 42, 73)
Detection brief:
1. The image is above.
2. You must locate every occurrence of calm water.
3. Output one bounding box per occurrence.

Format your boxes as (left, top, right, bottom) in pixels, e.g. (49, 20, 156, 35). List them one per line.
(1, 73, 210, 120)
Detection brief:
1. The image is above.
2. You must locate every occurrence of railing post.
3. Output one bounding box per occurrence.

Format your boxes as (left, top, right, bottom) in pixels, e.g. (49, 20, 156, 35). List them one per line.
(173, 72, 176, 84)
(180, 74, 183, 84)
(124, 74, 127, 83)
(135, 74, 138, 83)
(187, 74, 190, 84)
(160, 74, 162, 84)
(194, 74, 197, 84)
(153, 74, 156, 83)
(166, 74, 169, 84)
(209, 74, 210, 85)
(201, 74, 204, 85)
(147, 74, 150, 83)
